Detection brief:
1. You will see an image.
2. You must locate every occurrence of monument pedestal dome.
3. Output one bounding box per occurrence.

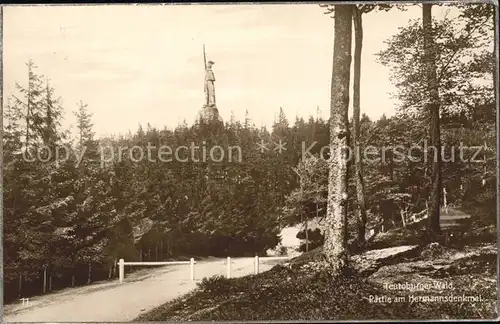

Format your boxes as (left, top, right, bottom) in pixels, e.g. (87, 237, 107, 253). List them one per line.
(197, 105, 224, 124)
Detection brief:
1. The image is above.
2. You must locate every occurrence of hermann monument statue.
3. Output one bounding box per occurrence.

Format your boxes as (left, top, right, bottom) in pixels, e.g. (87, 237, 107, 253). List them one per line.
(197, 45, 223, 124)
(204, 60, 216, 107)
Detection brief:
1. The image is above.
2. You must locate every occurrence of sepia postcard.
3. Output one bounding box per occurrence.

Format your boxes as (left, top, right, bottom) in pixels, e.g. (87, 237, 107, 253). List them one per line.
(1, 2, 499, 322)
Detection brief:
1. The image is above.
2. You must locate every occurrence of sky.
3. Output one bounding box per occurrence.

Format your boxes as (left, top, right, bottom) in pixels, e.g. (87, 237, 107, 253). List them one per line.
(3, 4, 455, 137)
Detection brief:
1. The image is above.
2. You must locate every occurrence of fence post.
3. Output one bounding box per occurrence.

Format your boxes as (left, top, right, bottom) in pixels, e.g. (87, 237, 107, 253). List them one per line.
(254, 255, 259, 274)
(226, 257, 231, 278)
(190, 258, 195, 281)
(118, 259, 124, 283)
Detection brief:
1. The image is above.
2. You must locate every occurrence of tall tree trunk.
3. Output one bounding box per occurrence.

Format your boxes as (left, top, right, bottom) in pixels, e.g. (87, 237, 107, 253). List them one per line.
(495, 12, 499, 170)
(108, 261, 113, 279)
(87, 262, 92, 284)
(443, 187, 448, 213)
(42, 267, 47, 293)
(324, 4, 353, 273)
(0, 6, 3, 303)
(352, 7, 367, 246)
(387, 149, 394, 181)
(305, 216, 309, 252)
(494, 12, 497, 101)
(423, 4, 441, 240)
(112, 258, 117, 278)
(19, 275, 22, 298)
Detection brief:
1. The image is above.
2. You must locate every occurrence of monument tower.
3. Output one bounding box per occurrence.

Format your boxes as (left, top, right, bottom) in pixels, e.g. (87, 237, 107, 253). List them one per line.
(197, 44, 223, 124)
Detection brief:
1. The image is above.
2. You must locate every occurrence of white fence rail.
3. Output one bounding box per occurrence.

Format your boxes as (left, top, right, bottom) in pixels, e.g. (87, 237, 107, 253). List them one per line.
(117, 258, 195, 283)
(254, 256, 291, 275)
(117, 255, 293, 283)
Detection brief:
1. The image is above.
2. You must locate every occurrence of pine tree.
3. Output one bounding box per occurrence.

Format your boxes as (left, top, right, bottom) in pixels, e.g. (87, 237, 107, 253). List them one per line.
(11, 60, 45, 151)
(273, 107, 289, 135)
(72, 101, 113, 282)
(41, 79, 65, 159)
(74, 100, 96, 154)
(3, 98, 24, 161)
(244, 109, 251, 129)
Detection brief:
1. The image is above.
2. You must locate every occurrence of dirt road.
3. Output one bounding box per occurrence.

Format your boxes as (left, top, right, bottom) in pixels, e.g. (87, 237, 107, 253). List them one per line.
(3, 257, 288, 322)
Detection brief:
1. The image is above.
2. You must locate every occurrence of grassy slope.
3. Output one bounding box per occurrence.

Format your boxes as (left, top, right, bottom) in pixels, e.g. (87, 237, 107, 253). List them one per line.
(136, 228, 497, 321)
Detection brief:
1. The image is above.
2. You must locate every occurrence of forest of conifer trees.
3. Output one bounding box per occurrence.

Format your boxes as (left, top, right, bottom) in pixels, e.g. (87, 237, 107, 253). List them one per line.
(3, 58, 495, 303)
